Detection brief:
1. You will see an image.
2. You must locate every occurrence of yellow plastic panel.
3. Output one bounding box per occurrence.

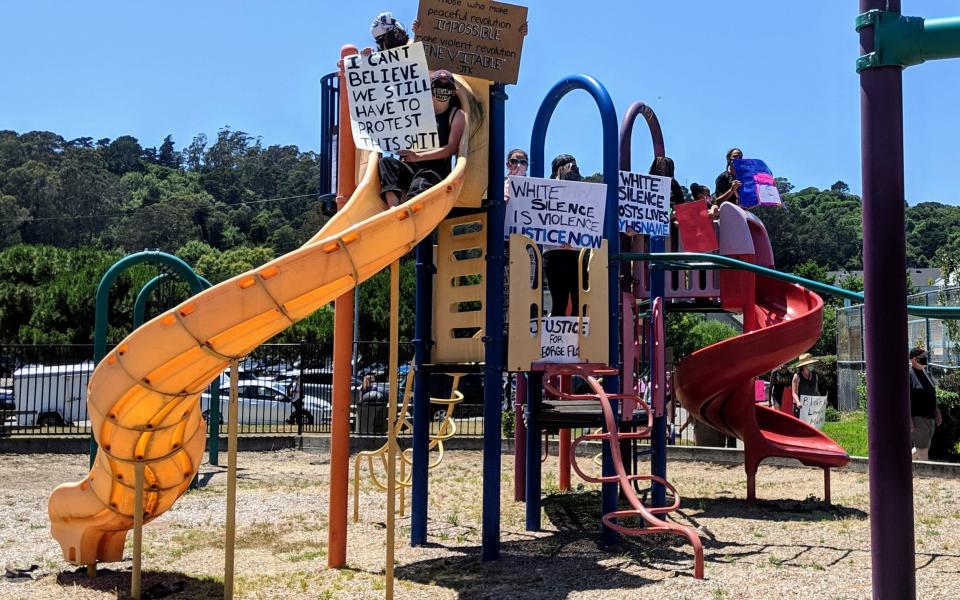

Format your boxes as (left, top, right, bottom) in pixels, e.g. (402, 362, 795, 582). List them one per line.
(433, 213, 487, 364)
(578, 240, 609, 365)
(48, 75, 489, 566)
(507, 234, 542, 371)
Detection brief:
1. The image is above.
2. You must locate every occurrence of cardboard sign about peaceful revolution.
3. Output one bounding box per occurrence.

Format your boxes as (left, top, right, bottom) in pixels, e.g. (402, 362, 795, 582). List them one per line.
(416, 0, 528, 83)
(799, 394, 828, 430)
(343, 43, 439, 154)
(504, 176, 606, 249)
(617, 171, 671, 236)
(732, 158, 782, 208)
(533, 317, 589, 363)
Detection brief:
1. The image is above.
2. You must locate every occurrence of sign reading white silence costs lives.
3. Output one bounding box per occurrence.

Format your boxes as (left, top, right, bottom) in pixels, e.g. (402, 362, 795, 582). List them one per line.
(618, 171, 671, 236)
(532, 317, 589, 363)
(343, 43, 439, 154)
(504, 176, 606, 249)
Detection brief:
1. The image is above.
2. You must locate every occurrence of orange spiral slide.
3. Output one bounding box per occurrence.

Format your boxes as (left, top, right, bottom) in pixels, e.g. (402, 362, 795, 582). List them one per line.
(47, 76, 489, 566)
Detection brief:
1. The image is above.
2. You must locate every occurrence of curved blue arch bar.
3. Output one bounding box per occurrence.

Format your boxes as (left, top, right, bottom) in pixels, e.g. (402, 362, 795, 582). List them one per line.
(528, 74, 621, 545)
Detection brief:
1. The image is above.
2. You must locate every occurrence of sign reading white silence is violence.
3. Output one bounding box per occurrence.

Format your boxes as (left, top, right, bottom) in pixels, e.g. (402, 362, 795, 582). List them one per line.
(504, 176, 606, 249)
(618, 170, 671, 237)
(343, 43, 439, 154)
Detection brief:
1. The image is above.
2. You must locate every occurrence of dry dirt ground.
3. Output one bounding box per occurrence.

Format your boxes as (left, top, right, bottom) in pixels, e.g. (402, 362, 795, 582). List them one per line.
(1, 449, 959, 599)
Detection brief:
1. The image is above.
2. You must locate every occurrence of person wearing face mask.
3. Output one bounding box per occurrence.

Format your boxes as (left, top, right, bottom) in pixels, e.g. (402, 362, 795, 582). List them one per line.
(504, 148, 528, 197)
(909, 347, 943, 461)
(377, 70, 465, 207)
(714, 147, 743, 207)
(791, 353, 819, 419)
(542, 154, 587, 317)
(364, 12, 411, 55)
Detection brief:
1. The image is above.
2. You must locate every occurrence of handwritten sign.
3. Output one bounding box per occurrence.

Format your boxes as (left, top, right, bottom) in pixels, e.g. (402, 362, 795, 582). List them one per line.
(732, 158, 782, 208)
(343, 43, 439, 153)
(533, 317, 589, 363)
(416, 0, 527, 83)
(799, 394, 828, 430)
(504, 176, 606, 249)
(618, 171, 671, 236)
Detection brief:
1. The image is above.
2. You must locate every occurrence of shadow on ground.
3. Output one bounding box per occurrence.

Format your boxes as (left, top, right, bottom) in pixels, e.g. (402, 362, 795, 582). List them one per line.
(54, 567, 222, 599)
(680, 495, 867, 522)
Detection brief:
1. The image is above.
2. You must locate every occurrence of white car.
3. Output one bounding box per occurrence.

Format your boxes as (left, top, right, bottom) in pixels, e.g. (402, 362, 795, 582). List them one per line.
(200, 379, 332, 426)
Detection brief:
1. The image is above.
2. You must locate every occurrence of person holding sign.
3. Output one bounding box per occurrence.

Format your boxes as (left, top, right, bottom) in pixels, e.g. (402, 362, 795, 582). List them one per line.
(791, 353, 819, 419)
(378, 70, 465, 207)
(543, 154, 586, 317)
(649, 156, 685, 207)
(365, 12, 411, 55)
(714, 147, 743, 207)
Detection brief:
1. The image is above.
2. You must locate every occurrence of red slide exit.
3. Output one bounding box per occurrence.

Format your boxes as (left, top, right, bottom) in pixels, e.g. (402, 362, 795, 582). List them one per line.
(673, 274, 850, 501)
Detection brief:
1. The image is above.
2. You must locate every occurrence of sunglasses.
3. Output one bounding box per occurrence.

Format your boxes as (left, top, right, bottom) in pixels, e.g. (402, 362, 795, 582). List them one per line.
(509, 158, 528, 166)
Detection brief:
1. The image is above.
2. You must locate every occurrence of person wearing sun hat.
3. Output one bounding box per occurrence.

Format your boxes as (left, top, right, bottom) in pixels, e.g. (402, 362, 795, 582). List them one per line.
(909, 346, 942, 461)
(790, 353, 819, 418)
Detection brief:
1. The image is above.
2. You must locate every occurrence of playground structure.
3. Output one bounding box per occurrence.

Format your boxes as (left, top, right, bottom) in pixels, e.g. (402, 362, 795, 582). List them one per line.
(40, 4, 960, 598)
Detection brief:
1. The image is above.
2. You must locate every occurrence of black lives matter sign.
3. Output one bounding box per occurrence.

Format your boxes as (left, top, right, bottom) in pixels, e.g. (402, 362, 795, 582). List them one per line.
(416, 0, 527, 84)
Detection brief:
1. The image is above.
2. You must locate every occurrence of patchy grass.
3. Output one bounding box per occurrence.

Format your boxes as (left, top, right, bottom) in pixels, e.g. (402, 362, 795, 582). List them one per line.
(822, 410, 868, 456)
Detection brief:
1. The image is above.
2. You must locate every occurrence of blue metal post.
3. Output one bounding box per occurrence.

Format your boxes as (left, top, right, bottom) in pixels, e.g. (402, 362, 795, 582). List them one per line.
(482, 83, 507, 560)
(529, 74, 621, 545)
(648, 236, 667, 507)
(411, 236, 434, 546)
(524, 370, 543, 531)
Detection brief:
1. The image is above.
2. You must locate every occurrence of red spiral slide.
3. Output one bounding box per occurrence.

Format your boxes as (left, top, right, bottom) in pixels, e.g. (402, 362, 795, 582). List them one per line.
(673, 270, 850, 502)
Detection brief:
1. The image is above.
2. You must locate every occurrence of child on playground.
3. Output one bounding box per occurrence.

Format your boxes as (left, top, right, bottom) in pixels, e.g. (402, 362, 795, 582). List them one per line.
(378, 69, 465, 207)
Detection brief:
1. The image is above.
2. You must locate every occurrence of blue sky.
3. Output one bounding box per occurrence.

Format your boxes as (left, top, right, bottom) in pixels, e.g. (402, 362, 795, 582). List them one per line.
(1, 1, 958, 204)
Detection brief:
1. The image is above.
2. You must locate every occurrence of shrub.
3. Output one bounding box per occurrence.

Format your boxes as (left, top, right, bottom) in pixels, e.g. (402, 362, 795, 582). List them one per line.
(857, 372, 867, 410)
(825, 406, 841, 423)
(931, 387, 960, 462)
(501, 407, 515, 438)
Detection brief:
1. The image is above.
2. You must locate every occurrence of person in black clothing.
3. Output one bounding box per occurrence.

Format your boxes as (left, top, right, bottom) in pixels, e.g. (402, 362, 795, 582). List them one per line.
(909, 347, 942, 461)
(791, 353, 819, 419)
(714, 147, 743, 207)
(770, 363, 793, 409)
(649, 156, 685, 207)
(543, 154, 586, 317)
(378, 70, 465, 207)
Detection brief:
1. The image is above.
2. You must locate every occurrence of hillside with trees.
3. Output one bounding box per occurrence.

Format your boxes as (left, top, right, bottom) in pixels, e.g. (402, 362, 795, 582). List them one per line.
(2, 128, 958, 349)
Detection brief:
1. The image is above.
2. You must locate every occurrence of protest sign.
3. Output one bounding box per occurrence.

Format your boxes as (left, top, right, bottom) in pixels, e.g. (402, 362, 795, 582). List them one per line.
(504, 176, 606, 249)
(799, 394, 828, 430)
(533, 317, 589, 364)
(416, 0, 527, 83)
(617, 170, 671, 236)
(732, 158, 782, 208)
(674, 200, 719, 252)
(343, 42, 439, 153)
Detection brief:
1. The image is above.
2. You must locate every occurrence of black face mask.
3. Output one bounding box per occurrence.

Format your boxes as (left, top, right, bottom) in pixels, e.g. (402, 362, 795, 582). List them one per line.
(917, 356, 928, 366)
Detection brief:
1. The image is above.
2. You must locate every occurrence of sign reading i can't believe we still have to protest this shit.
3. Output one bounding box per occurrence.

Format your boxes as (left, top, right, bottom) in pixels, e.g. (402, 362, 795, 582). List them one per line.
(504, 176, 607, 249)
(617, 171, 672, 237)
(416, 0, 528, 84)
(343, 42, 439, 154)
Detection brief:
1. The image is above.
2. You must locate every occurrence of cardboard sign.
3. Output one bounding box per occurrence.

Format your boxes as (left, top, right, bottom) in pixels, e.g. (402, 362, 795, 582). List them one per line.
(416, 0, 528, 83)
(504, 176, 606, 249)
(617, 171, 671, 236)
(799, 394, 828, 430)
(343, 43, 439, 153)
(674, 200, 719, 252)
(533, 317, 589, 363)
(732, 158, 782, 208)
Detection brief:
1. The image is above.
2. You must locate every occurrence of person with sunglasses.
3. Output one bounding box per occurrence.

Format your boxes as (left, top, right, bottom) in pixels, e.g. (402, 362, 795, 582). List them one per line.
(364, 12, 411, 55)
(378, 70, 465, 208)
(504, 148, 528, 197)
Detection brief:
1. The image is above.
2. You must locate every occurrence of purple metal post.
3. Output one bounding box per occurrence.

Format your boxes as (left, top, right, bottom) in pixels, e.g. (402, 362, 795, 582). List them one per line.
(859, 1, 915, 598)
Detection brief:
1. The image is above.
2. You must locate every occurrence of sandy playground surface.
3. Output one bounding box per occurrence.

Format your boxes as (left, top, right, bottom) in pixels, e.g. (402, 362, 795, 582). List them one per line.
(1, 448, 959, 599)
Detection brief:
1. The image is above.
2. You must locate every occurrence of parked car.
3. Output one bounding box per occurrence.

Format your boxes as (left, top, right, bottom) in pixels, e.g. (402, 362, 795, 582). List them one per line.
(429, 373, 484, 421)
(13, 362, 93, 426)
(1, 388, 14, 411)
(200, 380, 332, 426)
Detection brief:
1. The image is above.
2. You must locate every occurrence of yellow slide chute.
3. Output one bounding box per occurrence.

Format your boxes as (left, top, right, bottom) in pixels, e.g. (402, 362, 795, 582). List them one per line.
(48, 76, 489, 566)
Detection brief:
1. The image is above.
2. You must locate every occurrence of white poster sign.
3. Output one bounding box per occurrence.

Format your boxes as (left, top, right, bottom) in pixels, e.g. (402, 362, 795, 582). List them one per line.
(504, 176, 606, 249)
(799, 394, 828, 430)
(343, 43, 439, 154)
(618, 170, 671, 236)
(533, 317, 589, 363)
